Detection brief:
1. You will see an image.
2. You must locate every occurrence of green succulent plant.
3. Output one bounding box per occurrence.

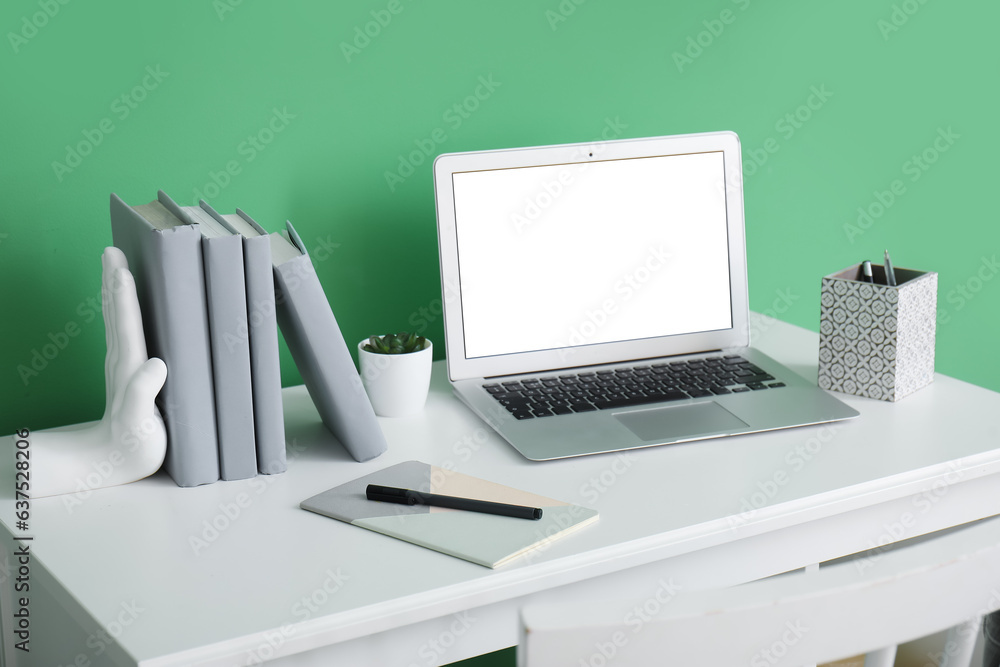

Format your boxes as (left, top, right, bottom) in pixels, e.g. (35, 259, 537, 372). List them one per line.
(363, 332, 428, 355)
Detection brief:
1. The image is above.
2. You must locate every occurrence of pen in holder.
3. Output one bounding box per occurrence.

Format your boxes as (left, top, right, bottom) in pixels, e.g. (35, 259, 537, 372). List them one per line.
(818, 263, 937, 401)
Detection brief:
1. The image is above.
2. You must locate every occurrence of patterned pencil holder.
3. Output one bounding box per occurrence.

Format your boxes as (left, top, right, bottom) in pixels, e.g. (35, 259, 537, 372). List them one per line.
(818, 264, 937, 402)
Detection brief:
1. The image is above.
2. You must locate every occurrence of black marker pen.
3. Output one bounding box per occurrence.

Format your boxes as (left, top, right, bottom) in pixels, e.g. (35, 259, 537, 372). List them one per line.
(366, 484, 543, 520)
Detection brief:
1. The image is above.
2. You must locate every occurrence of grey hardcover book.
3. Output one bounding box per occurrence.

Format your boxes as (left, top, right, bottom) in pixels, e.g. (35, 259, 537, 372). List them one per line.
(109, 193, 220, 487)
(270, 222, 387, 462)
(168, 195, 257, 481)
(203, 205, 287, 475)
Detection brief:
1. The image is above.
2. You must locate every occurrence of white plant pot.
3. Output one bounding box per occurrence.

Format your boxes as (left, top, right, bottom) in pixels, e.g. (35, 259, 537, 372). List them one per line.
(358, 339, 433, 418)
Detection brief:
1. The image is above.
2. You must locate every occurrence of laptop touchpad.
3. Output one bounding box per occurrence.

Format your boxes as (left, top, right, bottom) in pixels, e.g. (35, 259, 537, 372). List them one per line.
(614, 401, 749, 442)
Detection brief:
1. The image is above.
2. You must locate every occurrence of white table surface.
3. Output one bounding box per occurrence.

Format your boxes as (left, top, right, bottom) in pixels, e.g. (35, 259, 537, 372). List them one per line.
(3, 314, 1000, 666)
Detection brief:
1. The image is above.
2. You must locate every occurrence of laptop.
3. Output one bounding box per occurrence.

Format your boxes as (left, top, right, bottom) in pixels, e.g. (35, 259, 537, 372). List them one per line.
(432, 130, 858, 461)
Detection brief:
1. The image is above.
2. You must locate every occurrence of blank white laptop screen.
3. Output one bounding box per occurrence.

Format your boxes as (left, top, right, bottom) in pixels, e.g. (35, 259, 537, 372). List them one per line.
(452, 150, 733, 360)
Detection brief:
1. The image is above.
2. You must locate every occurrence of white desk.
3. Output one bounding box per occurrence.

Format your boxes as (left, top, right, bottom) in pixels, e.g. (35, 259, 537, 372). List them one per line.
(3, 316, 1000, 666)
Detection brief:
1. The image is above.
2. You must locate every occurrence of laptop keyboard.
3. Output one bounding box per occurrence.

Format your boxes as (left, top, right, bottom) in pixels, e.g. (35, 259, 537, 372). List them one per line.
(483, 355, 786, 421)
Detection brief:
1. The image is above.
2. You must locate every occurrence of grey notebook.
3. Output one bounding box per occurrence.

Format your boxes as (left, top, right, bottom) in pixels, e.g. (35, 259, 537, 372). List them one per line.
(270, 222, 387, 462)
(300, 460, 598, 568)
(109, 192, 220, 487)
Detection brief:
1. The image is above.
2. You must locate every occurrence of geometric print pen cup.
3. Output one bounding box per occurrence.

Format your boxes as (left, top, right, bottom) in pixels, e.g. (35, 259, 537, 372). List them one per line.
(818, 263, 937, 401)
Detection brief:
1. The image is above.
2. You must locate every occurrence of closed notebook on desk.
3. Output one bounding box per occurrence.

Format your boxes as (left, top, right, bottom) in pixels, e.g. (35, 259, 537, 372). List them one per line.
(300, 460, 599, 568)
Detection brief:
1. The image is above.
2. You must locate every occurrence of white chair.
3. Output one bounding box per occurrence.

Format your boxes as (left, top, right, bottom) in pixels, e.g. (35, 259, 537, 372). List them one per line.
(520, 516, 1000, 667)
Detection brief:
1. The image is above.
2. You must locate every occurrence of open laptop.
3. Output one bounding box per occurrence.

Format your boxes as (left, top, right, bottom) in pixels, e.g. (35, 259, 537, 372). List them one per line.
(433, 131, 858, 461)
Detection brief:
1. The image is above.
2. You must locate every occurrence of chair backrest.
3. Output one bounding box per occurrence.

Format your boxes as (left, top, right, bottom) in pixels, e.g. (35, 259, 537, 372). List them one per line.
(519, 517, 1000, 667)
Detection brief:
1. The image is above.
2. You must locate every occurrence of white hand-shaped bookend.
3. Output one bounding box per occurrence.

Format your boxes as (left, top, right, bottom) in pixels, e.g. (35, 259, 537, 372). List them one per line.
(25, 247, 168, 498)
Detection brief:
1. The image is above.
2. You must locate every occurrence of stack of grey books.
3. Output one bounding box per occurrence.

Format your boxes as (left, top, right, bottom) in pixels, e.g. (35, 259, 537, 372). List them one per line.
(110, 191, 386, 487)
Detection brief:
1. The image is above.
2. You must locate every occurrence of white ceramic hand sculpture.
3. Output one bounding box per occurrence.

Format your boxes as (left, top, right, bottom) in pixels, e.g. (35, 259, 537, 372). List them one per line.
(26, 247, 167, 498)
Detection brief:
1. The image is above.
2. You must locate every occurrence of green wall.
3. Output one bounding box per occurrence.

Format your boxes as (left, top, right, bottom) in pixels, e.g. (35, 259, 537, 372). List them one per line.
(1, 1, 997, 664)
(3, 1, 999, 435)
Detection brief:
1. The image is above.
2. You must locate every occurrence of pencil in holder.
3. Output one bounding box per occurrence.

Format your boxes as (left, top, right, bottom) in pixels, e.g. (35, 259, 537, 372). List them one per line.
(818, 263, 937, 401)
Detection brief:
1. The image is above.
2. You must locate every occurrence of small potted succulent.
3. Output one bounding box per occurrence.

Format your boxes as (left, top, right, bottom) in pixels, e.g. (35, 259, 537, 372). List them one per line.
(358, 332, 433, 417)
